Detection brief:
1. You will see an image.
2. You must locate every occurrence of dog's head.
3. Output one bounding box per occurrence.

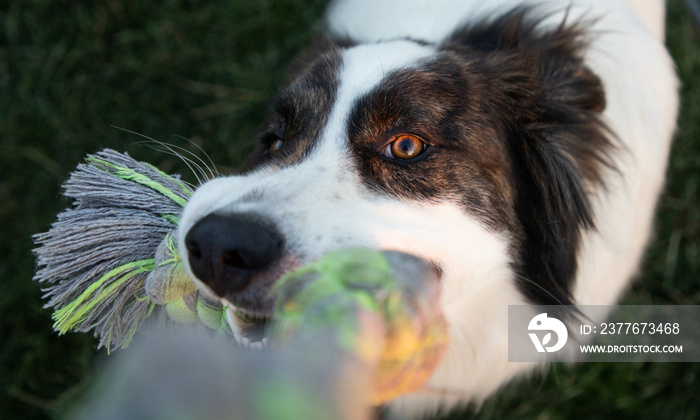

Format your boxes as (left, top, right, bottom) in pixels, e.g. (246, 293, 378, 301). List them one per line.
(177, 9, 610, 345)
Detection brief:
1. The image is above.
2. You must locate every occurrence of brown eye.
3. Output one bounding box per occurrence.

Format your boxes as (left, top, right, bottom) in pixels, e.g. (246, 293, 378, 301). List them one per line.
(385, 134, 426, 160)
(269, 138, 284, 155)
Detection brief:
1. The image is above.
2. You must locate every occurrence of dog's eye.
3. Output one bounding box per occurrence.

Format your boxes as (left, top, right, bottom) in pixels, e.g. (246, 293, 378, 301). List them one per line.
(385, 134, 426, 160)
(269, 138, 284, 155)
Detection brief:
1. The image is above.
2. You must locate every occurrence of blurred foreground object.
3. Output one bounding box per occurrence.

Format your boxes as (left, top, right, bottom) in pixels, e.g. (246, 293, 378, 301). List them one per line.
(72, 249, 446, 419)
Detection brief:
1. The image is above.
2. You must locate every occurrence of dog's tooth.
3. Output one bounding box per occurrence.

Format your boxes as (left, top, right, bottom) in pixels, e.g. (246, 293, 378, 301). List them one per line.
(262, 337, 269, 346)
(227, 314, 244, 346)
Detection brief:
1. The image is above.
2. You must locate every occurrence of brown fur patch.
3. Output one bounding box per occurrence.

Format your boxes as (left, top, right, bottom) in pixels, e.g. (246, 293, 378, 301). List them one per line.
(244, 44, 342, 169)
(347, 53, 518, 232)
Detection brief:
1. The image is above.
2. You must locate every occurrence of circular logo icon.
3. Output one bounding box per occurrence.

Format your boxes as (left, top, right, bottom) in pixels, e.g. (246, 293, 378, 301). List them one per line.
(528, 313, 568, 353)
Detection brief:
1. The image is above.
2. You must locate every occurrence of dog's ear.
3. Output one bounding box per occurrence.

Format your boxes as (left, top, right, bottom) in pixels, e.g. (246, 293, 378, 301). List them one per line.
(444, 8, 612, 305)
(505, 66, 609, 307)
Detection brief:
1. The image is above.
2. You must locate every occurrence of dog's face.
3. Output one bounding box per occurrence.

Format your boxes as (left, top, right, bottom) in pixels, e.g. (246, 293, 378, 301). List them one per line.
(178, 11, 609, 350)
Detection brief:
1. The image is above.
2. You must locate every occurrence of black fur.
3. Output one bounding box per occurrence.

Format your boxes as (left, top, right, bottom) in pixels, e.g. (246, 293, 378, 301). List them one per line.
(443, 7, 612, 306)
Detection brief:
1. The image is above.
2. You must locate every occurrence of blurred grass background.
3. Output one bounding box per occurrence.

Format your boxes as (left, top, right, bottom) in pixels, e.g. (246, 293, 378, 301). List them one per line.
(0, 0, 697, 419)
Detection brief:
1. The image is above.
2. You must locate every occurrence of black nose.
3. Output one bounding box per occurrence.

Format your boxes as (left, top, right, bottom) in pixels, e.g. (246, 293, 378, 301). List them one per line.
(184, 213, 284, 295)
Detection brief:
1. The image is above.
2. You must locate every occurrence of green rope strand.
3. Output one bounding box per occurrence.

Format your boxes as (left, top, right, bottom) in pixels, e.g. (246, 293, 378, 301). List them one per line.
(52, 259, 156, 334)
(86, 157, 190, 207)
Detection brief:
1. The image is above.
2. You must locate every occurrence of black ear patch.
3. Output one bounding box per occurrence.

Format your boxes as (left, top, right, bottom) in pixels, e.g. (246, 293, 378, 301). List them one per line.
(442, 7, 613, 306)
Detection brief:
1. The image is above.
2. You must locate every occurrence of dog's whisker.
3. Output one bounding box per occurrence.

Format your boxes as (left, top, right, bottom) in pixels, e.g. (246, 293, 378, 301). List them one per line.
(158, 137, 217, 182)
(172, 134, 220, 179)
(147, 141, 209, 185)
(134, 140, 206, 186)
(110, 125, 216, 186)
(513, 273, 569, 307)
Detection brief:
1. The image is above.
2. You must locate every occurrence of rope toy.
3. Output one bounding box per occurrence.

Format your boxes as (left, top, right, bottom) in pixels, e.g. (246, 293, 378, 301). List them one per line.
(34, 149, 229, 351)
(33, 149, 447, 405)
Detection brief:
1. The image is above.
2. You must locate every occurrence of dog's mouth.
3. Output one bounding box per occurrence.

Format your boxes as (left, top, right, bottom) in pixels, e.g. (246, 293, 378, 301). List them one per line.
(224, 304, 272, 350)
(202, 253, 302, 349)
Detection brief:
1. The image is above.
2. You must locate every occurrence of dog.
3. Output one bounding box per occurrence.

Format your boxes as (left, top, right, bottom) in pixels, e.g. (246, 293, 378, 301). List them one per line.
(177, 0, 678, 416)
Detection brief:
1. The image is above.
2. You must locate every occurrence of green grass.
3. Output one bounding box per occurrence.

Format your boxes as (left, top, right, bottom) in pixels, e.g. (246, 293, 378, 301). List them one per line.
(1, 1, 698, 419)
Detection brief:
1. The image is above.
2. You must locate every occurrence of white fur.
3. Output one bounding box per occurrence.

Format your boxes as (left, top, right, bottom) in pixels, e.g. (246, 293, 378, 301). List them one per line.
(179, 41, 439, 265)
(179, 0, 678, 417)
(317, 40, 437, 158)
(619, 0, 667, 40)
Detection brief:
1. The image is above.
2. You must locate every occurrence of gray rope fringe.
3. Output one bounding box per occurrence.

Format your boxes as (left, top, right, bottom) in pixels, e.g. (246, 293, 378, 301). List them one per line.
(33, 149, 228, 351)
